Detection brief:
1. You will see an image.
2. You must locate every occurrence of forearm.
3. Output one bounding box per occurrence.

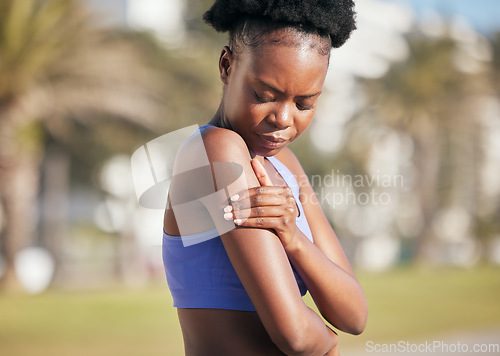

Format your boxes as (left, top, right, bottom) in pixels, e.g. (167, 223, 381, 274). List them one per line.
(283, 307, 337, 356)
(220, 225, 338, 356)
(285, 231, 368, 334)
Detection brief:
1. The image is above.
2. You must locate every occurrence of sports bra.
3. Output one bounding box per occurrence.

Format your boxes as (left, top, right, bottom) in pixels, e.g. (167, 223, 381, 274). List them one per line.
(162, 128, 314, 311)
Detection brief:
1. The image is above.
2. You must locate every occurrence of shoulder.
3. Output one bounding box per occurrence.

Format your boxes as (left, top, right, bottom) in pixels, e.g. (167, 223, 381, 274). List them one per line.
(275, 147, 307, 179)
(200, 125, 252, 162)
(176, 125, 259, 194)
(275, 147, 313, 200)
(174, 125, 252, 173)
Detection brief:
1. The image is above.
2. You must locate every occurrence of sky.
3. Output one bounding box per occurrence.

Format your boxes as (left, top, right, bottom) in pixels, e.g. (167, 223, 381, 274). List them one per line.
(84, 0, 500, 37)
(395, 0, 500, 35)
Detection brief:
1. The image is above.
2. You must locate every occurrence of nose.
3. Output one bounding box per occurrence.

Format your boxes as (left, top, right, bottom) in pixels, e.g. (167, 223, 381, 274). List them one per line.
(269, 102, 293, 129)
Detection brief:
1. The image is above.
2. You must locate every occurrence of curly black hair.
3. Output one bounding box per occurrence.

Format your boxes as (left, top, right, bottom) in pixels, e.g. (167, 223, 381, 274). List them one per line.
(203, 0, 356, 51)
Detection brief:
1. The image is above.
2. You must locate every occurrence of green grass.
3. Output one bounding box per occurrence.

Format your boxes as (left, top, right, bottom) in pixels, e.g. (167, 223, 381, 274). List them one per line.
(319, 265, 500, 350)
(0, 285, 184, 356)
(1, 266, 499, 355)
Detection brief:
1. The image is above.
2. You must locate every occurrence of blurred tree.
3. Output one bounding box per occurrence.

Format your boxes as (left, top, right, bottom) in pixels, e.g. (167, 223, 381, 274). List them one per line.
(478, 31, 500, 249)
(490, 32, 500, 95)
(0, 0, 209, 291)
(184, 0, 227, 48)
(342, 32, 489, 264)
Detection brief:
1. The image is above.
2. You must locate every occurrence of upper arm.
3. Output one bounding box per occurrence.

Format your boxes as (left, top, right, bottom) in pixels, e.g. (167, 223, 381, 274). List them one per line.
(199, 128, 313, 350)
(276, 148, 355, 276)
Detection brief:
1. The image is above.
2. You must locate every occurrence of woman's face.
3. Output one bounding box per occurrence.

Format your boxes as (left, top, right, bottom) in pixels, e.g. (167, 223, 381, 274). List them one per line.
(219, 34, 330, 156)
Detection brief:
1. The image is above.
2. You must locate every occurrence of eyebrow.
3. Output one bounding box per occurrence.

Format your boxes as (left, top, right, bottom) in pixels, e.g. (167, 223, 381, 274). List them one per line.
(255, 78, 322, 99)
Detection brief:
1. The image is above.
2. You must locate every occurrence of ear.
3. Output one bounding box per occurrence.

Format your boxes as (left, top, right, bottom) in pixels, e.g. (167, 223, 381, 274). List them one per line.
(218, 46, 233, 85)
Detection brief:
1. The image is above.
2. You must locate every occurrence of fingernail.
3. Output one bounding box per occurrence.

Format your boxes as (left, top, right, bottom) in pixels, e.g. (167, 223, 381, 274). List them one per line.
(223, 205, 232, 213)
(234, 219, 242, 225)
(224, 212, 233, 220)
(231, 194, 239, 202)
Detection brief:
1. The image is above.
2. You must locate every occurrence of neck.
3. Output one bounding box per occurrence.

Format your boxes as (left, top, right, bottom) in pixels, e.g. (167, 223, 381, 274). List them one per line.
(208, 104, 232, 130)
(208, 103, 265, 163)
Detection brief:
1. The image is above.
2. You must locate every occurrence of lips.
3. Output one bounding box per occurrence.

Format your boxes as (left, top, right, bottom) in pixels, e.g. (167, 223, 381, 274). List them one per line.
(257, 134, 289, 150)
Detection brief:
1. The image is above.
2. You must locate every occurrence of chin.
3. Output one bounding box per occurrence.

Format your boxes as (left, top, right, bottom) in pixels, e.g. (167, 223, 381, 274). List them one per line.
(249, 135, 290, 157)
(252, 146, 285, 157)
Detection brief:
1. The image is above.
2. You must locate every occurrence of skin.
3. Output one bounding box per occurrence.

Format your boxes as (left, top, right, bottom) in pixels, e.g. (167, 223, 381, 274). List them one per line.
(164, 29, 367, 355)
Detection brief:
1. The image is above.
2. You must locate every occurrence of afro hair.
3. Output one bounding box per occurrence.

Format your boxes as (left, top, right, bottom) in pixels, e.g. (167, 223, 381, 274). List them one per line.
(203, 0, 356, 48)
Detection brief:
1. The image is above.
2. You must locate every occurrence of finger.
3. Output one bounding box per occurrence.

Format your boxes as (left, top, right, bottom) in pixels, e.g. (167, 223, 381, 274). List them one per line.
(230, 193, 289, 211)
(244, 185, 293, 199)
(233, 216, 287, 230)
(231, 206, 286, 220)
(251, 158, 274, 187)
(227, 185, 291, 205)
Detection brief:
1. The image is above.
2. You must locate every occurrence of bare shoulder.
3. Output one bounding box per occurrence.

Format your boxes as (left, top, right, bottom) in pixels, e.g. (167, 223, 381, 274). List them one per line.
(175, 125, 248, 163)
(172, 126, 253, 186)
(275, 147, 308, 182)
(166, 126, 258, 234)
(200, 125, 252, 162)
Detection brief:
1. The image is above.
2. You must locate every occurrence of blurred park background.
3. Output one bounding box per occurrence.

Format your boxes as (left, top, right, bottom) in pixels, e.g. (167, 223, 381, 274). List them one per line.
(0, 0, 499, 355)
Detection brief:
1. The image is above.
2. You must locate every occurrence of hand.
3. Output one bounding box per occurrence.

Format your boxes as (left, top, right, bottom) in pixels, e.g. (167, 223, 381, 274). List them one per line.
(223, 157, 299, 249)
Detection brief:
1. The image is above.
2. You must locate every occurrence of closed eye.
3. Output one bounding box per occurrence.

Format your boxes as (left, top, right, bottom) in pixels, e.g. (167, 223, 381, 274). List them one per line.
(254, 91, 274, 103)
(296, 102, 315, 111)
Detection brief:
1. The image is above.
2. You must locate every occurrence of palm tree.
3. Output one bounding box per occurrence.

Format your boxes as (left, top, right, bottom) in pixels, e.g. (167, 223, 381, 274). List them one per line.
(342, 31, 489, 264)
(0, 0, 174, 291)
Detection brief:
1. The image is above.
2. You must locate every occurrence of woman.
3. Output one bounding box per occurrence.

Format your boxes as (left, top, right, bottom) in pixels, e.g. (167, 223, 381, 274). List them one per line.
(163, 1, 367, 355)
